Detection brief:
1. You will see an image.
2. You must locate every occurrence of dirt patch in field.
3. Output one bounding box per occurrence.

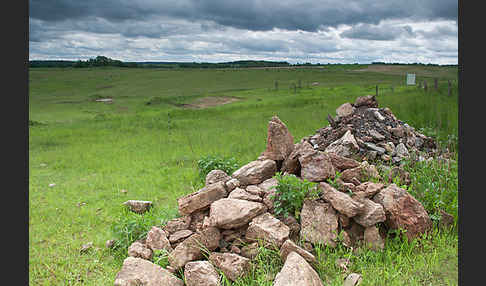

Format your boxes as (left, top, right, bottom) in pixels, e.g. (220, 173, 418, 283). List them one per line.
(179, 96, 241, 109)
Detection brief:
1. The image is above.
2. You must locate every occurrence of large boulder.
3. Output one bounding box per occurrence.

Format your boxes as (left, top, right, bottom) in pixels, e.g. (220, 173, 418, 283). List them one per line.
(373, 184, 432, 241)
(145, 226, 173, 252)
(262, 116, 295, 161)
(320, 182, 364, 218)
(245, 212, 290, 247)
(352, 198, 386, 227)
(178, 181, 228, 216)
(300, 199, 338, 247)
(114, 257, 184, 286)
(209, 252, 251, 281)
(209, 198, 267, 229)
(273, 251, 324, 286)
(299, 151, 336, 182)
(184, 261, 221, 286)
(232, 159, 277, 186)
(168, 227, 221, 269)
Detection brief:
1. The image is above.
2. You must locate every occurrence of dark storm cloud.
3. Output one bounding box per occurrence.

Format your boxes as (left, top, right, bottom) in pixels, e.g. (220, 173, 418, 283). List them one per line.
(340, 23, 415, 41)
(30, 0, 457, 32)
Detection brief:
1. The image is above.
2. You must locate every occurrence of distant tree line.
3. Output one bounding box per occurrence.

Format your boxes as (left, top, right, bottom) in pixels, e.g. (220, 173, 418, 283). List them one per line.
(28, 56, 457, 69)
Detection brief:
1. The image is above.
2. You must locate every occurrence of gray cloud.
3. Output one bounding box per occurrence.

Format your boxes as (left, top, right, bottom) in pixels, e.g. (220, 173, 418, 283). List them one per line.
(340, 23, 415, 41)
(30, 0, 457, 32)
(28, 1, 458, 65)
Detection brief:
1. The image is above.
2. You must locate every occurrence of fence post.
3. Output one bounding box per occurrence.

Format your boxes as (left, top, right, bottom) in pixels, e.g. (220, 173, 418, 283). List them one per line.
(434, 78, 438, 90)
(376, 85, 378, 97)
(423, 80, 428, 92)
(448, 80, 452, 96)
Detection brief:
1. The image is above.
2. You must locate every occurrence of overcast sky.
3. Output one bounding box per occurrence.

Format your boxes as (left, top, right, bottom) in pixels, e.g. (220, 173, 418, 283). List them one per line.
(29, 0, 458, 64)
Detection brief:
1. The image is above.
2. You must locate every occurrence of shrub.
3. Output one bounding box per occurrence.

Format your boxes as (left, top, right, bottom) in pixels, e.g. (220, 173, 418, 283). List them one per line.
(197, 155, 239, 183)
(271, 172, 319, 219)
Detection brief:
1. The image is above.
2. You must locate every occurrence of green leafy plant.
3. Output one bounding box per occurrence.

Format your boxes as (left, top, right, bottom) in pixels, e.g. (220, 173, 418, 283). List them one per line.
(270, 172, 319, 219)
(197, 155, 239, 182)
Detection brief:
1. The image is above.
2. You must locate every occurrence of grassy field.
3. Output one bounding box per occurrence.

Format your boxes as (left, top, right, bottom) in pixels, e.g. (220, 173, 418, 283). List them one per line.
(29, 65, 458, 285)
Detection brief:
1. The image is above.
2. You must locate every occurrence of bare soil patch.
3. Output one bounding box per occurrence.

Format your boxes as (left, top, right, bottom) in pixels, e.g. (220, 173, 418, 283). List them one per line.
(179, 96, 241, 109)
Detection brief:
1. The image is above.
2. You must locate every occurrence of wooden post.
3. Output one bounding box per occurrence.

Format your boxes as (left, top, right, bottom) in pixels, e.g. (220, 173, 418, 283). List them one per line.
(434, 78, 438, 90)
(376, 85, 378, 97)
(448, 80, 452, 96)
(423, 80, 427, 92)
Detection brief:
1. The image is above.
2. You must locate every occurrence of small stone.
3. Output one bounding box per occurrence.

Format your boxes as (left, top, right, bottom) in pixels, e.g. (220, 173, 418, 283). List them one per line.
(343, 273, 363, 286)
(273, 252, 324, 286)
(364, 226, 385, 251)
(146, 226, 173, 252)
(280, 239, 317, 265)
(123, 200, 152, 214)
(80, 242, 93, 254)
(336, 103, 355, 117)
(48, 183, 56, 187)
(106, 239, 116, 249)
(169, 230, 194, 244)
(225, 178, 240, 192)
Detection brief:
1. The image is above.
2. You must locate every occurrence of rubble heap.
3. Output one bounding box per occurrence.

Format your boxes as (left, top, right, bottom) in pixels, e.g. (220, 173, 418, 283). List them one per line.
(305, 95, 437, 164)
(113, 95, 448, 286)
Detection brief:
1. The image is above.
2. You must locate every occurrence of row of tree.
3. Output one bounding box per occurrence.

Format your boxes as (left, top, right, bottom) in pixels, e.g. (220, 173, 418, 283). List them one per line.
(29, 56, 457, 69)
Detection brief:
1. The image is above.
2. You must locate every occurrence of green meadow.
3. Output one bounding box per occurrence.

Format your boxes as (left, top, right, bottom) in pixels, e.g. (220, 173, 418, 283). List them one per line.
(29, 65, 458, 285)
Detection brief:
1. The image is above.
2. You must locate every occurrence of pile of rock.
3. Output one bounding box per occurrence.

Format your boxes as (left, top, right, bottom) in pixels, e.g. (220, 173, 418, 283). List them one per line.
(113, 96, 436, 286)
(305, 95, 437, 164)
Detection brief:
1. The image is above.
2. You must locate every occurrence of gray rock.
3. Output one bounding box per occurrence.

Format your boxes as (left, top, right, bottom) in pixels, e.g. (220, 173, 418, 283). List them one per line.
(245, 212, 290, 247)
(169, 230, 193, 244)
(184, 261, 221, 286)
(395, 143, 410, 158)
(206, 170, 231, 186)
(228, 187, 262, 202)
(369, 129, 385, 141)
(320, 182, 364, 218)
(262, 116, 295, 161)
(114, 257, 184, 286)
(128, 241, 153, 260)
(146, 226, 173, 252)
(225, 178, 240, 192)
(343, 273, 362, 286)
(353, 198, 386, 227)
(232, 159, 277, 186)
(300, 199, 338, 247)
(299, 151, 335, 182)
(336, 103, 355, 117)
(168, 227, 221, 269)
(364, 226, 385, 251)
(123, 200, 152, 214)
(209, 252, 251, 281)
(177, 181, 228, 216)
(273, 252, 324, 286)
(364, 142, 385, 155)
(280, 239, 317, 265)
(163, 215, 191, 234)
(209, 198, 267, 229)
(324, 130, 360, 157)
